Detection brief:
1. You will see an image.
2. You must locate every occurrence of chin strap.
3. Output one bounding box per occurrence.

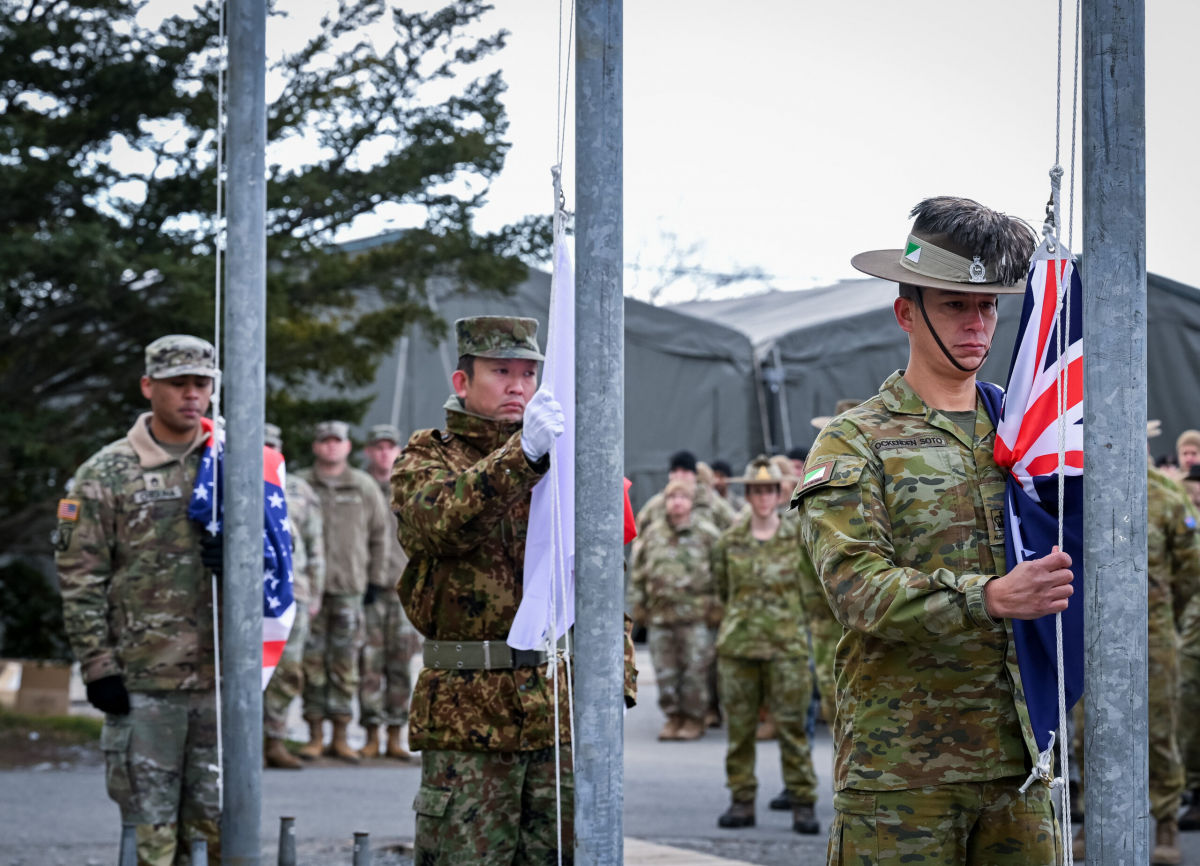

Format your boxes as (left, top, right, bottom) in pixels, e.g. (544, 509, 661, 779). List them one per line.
(913, 286, 989, 373)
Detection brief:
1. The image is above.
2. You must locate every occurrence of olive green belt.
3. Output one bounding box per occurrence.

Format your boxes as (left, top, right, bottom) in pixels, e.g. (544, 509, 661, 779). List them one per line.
(423, 638, 567, 671)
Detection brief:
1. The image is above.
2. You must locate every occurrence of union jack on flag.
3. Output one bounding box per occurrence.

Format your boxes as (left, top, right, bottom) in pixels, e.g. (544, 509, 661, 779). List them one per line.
(978, 239, 1085, 753)
(187, 418, 295, 689)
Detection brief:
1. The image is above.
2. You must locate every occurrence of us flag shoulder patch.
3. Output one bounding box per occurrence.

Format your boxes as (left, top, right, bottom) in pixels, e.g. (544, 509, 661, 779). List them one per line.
(57, 498, 81, 521)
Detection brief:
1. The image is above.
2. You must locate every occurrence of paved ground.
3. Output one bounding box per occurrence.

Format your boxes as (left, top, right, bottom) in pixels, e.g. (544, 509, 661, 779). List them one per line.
(0, 650, 1192, 864)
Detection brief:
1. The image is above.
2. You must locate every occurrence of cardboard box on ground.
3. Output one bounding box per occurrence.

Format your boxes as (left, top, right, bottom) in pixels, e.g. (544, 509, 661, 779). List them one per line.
(0, 659, 72, 715)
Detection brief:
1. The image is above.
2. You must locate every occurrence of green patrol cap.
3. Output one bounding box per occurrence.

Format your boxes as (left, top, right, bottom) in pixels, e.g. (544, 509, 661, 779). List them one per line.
(313, 420, 349, 441)
(366, 423, 402, 445)
(144, 334, 219, 380)
(264, 422, 283, 450)
(455, 316, 544, 361)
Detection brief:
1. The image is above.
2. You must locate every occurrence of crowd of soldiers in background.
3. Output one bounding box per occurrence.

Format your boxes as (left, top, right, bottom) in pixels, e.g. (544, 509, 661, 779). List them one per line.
(261, 420, 422, 769)
(626, 411, 1200, 844)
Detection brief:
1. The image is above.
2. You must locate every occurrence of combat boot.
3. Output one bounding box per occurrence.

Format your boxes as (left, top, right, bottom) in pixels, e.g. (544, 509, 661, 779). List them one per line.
(716, 800, 755, 828)
(360, 725, 381, 759)
(327, 715, 361, 763)
(657, 715, 683, 741)
(768, 788, 793, 811)
(297, 717, 324, 760)
(1152, 817, 1183, 865)
(675, 717, 705, 741)
(792, 802, 820, 835)
(386, 725, 412, 761)
(264, 737, 302, 770)
(1179, 790, 1200, 831)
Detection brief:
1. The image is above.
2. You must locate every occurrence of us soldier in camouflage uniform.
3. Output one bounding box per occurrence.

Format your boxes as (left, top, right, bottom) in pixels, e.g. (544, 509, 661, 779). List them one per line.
(628, 478, 721, 742)
(713, 456, 833, 835)
(358, 423, 421, 760)
(262, 423, 326, 770)
(392, 316, 569, 866)
(793, 198, 1074, 865)
(56, 335, 223, 865)
(296, 420, 391, 763)
(635, 450, 737, 537)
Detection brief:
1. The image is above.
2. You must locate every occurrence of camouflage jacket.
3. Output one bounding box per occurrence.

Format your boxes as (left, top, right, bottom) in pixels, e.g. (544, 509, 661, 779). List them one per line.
(636, 482, 736, 537)
(55, 413, 215, 690)
(797, 529, 841, 706)
(297, 464, 389, 595)
(712, 512, 840, 662)
(1148, 467, 1200, 647)
(792, 371, 1034, 791)
(285, 472, 325, 605)
(392, 397, 567, 753)
(627, 516, 721, 625)
(374, 475, 409, 597)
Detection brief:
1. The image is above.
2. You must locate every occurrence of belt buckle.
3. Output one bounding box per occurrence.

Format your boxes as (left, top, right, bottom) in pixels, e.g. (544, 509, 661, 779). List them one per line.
(512, 648, 541, 668)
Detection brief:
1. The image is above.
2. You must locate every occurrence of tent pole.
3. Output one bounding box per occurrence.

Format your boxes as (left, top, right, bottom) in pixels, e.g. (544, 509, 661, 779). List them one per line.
(574, 1, 624, 864)
(221, 0, 267, 860)
(1081, 0, 1148, 862)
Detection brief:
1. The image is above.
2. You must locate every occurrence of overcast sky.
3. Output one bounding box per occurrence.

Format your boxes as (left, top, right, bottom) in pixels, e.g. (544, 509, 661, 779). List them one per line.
(158, 0, 1198, 303)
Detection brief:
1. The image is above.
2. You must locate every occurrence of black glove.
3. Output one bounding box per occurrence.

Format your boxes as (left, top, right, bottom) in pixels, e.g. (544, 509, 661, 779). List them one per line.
(363, 583, 381, 606)
(199, 533, 223, 576)
(86, 675, 131, 716)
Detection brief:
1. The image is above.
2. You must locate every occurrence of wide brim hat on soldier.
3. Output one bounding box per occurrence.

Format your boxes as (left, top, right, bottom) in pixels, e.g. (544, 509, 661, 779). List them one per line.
(455, 316, 544, 361)
(731, 455, 789, 486)
(851, 196, 1036, 295)
(811, 398, 862, 431)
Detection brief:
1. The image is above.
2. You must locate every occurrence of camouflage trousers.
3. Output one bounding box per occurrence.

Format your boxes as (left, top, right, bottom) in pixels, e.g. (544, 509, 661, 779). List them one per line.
(1073, 635, 1183, 819)
(100, 691, 220, 866)
(828, 777, 1058, 865)
(302, 593, 363, 719)
(414, 746, 573, 866)
(263, 604, 309, 739)
(647, 621, 713, 722)
(359, 592, 421, 727)
(718, 654, 817, 804)
(1181, 645, 1200, 789)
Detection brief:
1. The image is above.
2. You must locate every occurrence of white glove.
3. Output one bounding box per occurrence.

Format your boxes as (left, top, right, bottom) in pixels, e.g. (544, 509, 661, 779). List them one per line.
(521, 388, 565, 461)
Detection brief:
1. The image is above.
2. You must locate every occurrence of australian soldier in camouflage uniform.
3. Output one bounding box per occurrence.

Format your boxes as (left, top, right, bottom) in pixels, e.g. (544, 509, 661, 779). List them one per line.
(296, 420, 391, 763)
(56, 334, 223, 865)
(713, 456, 834, 835)
(392, 316, 568, 865)
(793, 198, 1075, 865)
(358, 422, 421, 760)
(262, 423, 326, 770)
(628, 477, 721, 742)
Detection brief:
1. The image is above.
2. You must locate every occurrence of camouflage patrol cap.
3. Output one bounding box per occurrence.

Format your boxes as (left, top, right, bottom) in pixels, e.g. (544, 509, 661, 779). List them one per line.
(366, 423, 402, 445)
(264, 422, 283, 450)
(313, 420, 349, 441)
(731, 455, 785, 485)
(455, 316, 544, 361)
(144, 334, 219, 380)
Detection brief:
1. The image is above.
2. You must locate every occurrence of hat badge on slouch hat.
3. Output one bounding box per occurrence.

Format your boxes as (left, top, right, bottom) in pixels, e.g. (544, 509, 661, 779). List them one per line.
(454, 316, 544, 361)
(851, 196, 1036, 295)
(729, 455, 785, 485)
(145, 334, 219, 380)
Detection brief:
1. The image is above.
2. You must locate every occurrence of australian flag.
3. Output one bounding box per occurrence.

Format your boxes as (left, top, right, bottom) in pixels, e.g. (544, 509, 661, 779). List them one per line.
(978, 240, 1084, 753)
(187, 418, 296, 689)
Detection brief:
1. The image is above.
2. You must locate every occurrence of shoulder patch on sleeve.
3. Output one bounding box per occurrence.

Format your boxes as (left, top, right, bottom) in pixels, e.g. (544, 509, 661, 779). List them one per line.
(57, 498, 81, 521)
(789, 456, 868, 509)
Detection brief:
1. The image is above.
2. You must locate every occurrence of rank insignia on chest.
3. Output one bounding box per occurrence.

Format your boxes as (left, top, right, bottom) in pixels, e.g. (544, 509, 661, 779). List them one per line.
(57, 498, 81, 521)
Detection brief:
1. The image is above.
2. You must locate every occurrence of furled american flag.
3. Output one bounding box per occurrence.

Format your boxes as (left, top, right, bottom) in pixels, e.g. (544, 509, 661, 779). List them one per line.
(187, 418, 295, 689)
(979, 240, 1084, 753)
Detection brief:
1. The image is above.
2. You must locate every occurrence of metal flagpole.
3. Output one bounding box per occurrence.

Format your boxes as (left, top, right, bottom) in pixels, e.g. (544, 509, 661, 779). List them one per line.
(574, 1, 624, 863)
(222, 0, 267, 860)
(1081, 0, 1148, 863)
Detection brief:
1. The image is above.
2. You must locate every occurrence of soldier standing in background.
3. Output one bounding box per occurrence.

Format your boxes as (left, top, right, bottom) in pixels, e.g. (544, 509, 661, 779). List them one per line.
(262, 423, 326, 770)
(296, 421, 390, 763)
(710, 459, 746, 512)
(712, 456, 823, 836)
(358, 423, 420, 761)
(794, 197, 1074, 864)
(392, 316, 567, 865)
(56, 334, 223, 865)
(635, 450, 737, 537)
(628, 478, 721, 742)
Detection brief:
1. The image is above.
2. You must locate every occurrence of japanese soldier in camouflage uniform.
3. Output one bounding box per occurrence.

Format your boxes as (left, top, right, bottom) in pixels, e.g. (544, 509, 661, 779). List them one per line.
(56, 334, 223, 865)
(392, 316, 568, 865)
(793, 198, 1075, 865)
(296, 420, 391, 763)
(628, 477, 721, 742)
(713, 456, 834, 835)
(358, 422, 421, 760)
(262, 423, 326, 770)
